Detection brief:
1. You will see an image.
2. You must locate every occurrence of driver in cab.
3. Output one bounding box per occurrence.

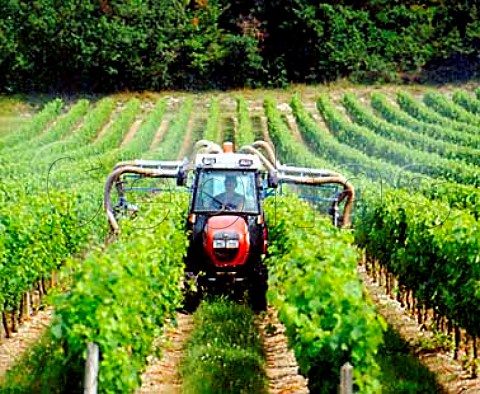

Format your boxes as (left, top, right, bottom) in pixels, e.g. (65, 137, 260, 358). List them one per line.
(215, 175, 244, 211)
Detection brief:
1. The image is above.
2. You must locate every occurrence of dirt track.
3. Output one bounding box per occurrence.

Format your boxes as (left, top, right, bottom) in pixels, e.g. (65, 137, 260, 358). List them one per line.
(0, 308, 53, 380)
(137, 313, 193, 394)
(258, 307, 310, 394)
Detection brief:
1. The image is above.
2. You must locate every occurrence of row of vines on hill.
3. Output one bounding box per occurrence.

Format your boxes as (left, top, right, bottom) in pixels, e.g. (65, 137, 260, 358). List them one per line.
(1, 88, 479, 392)
(267, 89, 480, 376)
(264, 195, 385, 393)
(53, 194, 189, 393)
(0, 95, 195, 341)
(0, 95, 201, 393)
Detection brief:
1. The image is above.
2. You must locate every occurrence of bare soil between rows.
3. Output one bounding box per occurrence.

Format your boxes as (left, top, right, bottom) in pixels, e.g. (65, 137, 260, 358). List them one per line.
(0, 308, 53, 380)
(137, 313, 193, 394)
(258, 306, 310, 394)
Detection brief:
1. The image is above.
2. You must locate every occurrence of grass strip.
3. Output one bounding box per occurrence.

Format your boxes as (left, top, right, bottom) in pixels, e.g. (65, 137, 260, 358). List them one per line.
(0, 330, 74, 394)
(181, 299, 267, 394)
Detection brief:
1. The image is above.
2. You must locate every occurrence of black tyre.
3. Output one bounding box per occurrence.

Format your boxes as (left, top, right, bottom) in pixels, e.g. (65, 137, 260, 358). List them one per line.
(248, 260, 268, 312)
(181, 274, 202, 313)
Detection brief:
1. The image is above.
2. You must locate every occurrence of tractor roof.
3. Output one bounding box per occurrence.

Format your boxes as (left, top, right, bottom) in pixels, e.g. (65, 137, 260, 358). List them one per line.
(194, 152, 263, 170)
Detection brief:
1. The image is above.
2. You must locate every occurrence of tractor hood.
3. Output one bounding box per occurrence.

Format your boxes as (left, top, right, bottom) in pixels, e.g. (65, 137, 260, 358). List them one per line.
(203, 215, 250, 268)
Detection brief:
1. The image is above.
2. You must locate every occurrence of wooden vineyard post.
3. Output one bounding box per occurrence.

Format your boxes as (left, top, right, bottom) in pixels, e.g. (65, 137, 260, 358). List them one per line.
(0, 311, 5, 340)
(340, 362, 353, 394)
(2, 312, 10, 339)
(371, 258, 376, 282)
(473, 335, 477, 378)
(84, 342, 99, 394)
(454, 324, 461, 360)
(26, 291, 32, 318)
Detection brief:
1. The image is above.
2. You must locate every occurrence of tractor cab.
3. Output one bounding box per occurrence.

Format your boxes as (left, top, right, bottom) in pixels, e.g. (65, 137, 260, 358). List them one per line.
(190, 149, 265, 212)
(192, 169, 259, 214)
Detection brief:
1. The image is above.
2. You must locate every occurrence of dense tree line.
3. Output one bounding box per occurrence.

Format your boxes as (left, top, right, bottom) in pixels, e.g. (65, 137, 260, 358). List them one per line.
(0, 0, 478, 92)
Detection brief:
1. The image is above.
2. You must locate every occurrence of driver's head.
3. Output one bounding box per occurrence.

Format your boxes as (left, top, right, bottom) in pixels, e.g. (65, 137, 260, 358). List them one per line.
(224, 175, 237, 191)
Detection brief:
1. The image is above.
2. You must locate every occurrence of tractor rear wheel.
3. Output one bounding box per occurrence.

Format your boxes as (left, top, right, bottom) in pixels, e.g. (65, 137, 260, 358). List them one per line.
(181, 274, 201, 313)
(248, 260, 268, 312)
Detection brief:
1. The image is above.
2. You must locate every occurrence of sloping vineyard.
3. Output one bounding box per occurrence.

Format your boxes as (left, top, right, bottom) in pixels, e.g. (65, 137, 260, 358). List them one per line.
(266, 88, 480, 390)
(0, 86, 478, 393)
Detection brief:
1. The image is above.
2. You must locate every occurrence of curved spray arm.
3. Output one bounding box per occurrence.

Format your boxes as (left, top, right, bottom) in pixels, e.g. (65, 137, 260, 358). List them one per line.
(104, 165, 179, 234)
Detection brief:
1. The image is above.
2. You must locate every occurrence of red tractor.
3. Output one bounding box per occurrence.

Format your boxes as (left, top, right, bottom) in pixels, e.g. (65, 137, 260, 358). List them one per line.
(104, 140, 354, 312)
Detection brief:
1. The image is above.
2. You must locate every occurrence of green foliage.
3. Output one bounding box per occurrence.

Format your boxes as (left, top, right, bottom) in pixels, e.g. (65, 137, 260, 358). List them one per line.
(397, 91, 480, 135)
(181, 299, 267, 394)
(145, 96, 193, 160)
(355, 188, 480, 338)
(91, 98, 141, 153)
(1, 1, 479, 90)
(343, 92, 480, 166)
(203, 97, 221, 143)
(2, 87, 480, 394)
(371, 92, 480, 149)
(235, 95, 254, 147)
(264, 92, 480, 390)
(54, 194, 189, 394)
(118, 98, 167, 160)
(0, 0, 264, 91)
(0, 94, 174, 394)
(317, 93, 480, 187)
(452, 90, 480, 116)
(0, 98, 63, 151)
(423, 91, 480, 127)
(0, 186, 92, 311)
(265, 195, 385, 394)
(260, 1, 479, 84)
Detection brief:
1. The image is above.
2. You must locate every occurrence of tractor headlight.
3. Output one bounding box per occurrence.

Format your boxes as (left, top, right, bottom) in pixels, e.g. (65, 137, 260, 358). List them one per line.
(213, 239, 226, 248)
(226, 240, 239, 249)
